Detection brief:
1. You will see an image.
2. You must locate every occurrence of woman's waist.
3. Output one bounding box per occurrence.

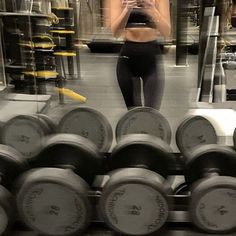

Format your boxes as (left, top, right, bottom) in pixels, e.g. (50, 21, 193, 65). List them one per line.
(124, 28, 158, 42)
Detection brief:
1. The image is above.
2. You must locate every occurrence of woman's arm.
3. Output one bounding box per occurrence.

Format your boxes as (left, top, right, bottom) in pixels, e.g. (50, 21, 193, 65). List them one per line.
(142, 0, 171, 37)
(110, 0, 137, 37)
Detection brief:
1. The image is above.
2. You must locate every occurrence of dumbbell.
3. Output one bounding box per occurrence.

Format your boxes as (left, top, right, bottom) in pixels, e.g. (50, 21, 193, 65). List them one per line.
(14, 133, 102, 236)
(176, 115, 217, 156)
(1, 114, 56, 159)
(58, 107, 113, 152)
(99, 134, 175, 235)
(116, 107, 172, 144)
(0, 144, 28, 235)
(176, 109, 236, 155)
(32, 18, 51, 35)
(184, 144, 236, 233)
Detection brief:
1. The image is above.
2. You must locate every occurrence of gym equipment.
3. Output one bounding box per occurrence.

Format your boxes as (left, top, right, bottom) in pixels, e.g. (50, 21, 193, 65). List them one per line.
(34, 113, 57, 134)
(233, 127, 236, 148)
(55, 88, 87, 103)
(184, 144, 236, 233)
(176, 115, 217, 156)
(197, 6, 219, 103)
(14, 133, 102, 236)
(99, 134, 175, 235)
(58, 107, 113, 152)
(0, 144, 28, 235)
(1, 114, 55, 158)
(116, 107, 171, 144)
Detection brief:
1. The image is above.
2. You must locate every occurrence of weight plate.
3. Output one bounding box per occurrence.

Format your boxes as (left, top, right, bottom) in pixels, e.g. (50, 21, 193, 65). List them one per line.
(58, 107, 113, 152)
(32, 25, 50, 35)
(35, 54, 55, 65)
(36, 65, 56, 71)
(100, 168, 170, 235)
(110, 134, 175, 178)
(23, 71, 58, 79)
(190, 176, 236, 233)
(116, 107, 171, 144)
(185, 144, 236, 184)
(16, 168, 91, 236)
(54, 51, 76, 56)
(57, 18, 74, 27)
(0, 144, 28, 187)
(176, 116, 218, 156)
(50, 30, 75, 35)
(233, 127, 236, 150)
(1, 115, 51, 159)
(36, 134, 102, 184)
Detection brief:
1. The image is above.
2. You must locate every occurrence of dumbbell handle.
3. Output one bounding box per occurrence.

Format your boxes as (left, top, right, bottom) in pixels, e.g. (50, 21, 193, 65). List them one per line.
(202, 168, 220, 178)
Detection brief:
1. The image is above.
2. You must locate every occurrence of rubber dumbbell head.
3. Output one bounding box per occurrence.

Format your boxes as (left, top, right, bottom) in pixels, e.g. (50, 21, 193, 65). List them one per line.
(0, 144, 28, 234)
(15, 168, 91, 236)
(58, 107, 113, 152)
(100, 134, 175, 235)
(185, 144, 236, 233)
(14, 133, 103, 236)
(116, 107, 172, 144)
(1, 114, 54, 159)
(176, 115, 217, 157)
(34, 114, 56, 134)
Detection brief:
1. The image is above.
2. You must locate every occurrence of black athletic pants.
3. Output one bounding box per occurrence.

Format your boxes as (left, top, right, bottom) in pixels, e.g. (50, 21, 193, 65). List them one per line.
(116, 40, 164, 109)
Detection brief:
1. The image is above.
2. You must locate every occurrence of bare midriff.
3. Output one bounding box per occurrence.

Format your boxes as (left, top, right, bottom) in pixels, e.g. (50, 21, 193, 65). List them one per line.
(124, 27, 158, 42)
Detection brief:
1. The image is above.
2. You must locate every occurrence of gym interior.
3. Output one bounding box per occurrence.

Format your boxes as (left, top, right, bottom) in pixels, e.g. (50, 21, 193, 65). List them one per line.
(0, 0, 236, 235)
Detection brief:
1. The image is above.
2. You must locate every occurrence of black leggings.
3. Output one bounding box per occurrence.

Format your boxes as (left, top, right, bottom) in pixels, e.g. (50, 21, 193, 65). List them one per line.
(116, 40, 164, 109)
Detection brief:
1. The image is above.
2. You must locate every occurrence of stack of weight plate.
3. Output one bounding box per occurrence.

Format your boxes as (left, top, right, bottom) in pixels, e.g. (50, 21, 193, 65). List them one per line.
(22, 17, 58, 94)
(1, 1, 57, 94)
(50, 0, 76, 76)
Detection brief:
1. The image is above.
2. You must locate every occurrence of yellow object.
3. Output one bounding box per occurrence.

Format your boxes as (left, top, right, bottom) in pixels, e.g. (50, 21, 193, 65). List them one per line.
(20, 36, 55, 49)
(55, 88, 87, 103)
(20, 42, 56, 49)
(54, 51, 76, 57)
(48, 13, 59, 24)
(20, 42, 34, 48)
(23, 71, 58, 78)
(34, 43, 56, 49)
(51, 7, 73, 10)
(50, 30, 75, 34)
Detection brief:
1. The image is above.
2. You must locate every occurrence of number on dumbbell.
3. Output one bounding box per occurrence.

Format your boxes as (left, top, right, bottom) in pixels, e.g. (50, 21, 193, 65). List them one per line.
(128, 205, 142, 215)
(49, 206, 60, 216)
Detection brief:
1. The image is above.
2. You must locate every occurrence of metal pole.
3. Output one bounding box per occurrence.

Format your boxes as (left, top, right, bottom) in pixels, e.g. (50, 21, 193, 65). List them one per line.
(72, 0, 81, 80)
(175, 0, 188, 66)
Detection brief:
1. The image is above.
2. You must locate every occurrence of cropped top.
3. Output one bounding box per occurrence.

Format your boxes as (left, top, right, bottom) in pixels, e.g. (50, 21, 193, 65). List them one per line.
(126, 8, 156, 28)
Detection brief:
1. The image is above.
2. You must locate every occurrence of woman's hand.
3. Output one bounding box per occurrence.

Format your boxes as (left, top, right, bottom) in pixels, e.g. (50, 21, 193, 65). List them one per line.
(137, 0, 155, 8)
(122, 0, 138, 9)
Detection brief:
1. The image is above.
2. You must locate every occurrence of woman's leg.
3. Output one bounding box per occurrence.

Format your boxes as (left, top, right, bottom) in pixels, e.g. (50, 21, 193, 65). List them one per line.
(116, 55, 136, 109)
(142, 55, 165, 109)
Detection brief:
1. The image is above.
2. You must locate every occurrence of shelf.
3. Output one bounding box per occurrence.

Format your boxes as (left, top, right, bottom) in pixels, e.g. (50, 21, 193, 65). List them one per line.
(0, 12, 52, 18)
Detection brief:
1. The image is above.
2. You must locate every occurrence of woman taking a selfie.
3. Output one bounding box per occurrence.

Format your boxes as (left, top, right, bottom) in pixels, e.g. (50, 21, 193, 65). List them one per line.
(109, 0, 171, 109)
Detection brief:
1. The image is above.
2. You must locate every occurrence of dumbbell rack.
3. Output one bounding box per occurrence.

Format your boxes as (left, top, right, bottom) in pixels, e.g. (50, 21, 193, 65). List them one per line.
(7, 152, 236, 236)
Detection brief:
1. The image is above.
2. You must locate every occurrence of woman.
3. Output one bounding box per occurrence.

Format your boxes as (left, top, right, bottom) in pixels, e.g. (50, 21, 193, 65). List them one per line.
(109, 0, 171, 109)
